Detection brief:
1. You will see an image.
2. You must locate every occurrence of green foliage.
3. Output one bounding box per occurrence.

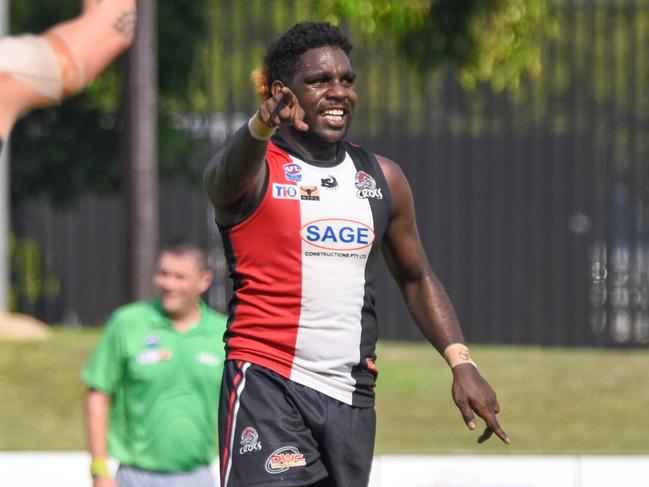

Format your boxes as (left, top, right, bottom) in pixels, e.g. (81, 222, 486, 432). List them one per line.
(9, 1, 647, 205)
(11, 95, 124, 207)
(9, 0, 80, 33)
(9, 235, 60, 312)
(158, 0, 211, 109)
(316, 0, 556, 92)
(9, 0, 211, 207)
(455, 0, 555, 91)
(317, 0, 430, 34)
(157, 112, 206, 186)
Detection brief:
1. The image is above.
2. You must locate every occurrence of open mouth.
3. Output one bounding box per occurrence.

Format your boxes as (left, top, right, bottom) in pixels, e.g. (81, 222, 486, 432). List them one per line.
(320, 107, 347, 127)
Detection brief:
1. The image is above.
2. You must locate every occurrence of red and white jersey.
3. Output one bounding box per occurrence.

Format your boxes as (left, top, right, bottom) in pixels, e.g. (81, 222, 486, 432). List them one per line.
(219, 136, 393, 407)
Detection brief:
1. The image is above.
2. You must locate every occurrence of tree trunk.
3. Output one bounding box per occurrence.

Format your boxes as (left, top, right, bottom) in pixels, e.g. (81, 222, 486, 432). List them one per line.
(124, 0, 158, 301)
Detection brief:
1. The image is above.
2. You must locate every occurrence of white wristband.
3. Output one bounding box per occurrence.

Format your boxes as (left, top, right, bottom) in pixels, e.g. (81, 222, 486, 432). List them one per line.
(443, 343, 477, 369)
(248, 111, 276, 141)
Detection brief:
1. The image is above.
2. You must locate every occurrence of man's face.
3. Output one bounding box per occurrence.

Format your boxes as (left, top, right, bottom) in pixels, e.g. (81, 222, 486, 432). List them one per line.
(153, 251, 212, 318)
(288, 45, 357, 146)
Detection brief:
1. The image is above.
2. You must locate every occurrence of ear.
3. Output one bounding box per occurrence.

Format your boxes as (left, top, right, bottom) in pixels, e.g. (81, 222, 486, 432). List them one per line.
(270, 80, 285, 99)
(198, 270, 213, 295)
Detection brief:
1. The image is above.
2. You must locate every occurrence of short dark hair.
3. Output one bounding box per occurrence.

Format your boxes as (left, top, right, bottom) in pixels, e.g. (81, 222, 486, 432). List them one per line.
(160, 238, 209, 271)
(259, 21, 353, 98)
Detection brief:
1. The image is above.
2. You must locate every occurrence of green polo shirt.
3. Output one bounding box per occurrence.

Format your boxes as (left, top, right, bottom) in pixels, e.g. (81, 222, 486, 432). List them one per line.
(81, 300, 227, 473)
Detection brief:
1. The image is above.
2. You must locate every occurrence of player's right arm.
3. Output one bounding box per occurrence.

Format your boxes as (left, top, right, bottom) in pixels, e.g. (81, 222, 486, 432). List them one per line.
(203, 86, 307, 226)
(86, 389, 118, 487)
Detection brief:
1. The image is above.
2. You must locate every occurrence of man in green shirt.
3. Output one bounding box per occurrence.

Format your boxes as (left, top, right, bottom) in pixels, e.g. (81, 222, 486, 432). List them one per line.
(82, 240, 227, 487)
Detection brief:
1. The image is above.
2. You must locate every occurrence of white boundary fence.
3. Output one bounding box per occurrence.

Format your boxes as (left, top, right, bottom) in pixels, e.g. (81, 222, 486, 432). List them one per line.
(0, 453, 647, 487)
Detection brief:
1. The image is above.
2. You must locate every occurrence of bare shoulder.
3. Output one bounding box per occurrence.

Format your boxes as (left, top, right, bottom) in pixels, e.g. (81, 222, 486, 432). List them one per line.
(375, 154, 401, 178)
(374, 153, 411, 198)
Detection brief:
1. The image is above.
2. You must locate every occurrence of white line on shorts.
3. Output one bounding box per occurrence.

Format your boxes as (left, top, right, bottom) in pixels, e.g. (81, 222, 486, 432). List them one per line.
(224, 362, 251, 487)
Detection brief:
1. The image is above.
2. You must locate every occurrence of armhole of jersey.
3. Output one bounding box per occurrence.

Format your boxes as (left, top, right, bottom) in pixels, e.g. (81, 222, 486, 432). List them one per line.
(216, 160, 272, 232)
(345, 142, 396, 219)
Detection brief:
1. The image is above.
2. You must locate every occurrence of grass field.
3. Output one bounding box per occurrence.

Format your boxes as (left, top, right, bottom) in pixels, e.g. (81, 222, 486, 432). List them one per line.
(1, 328, 648, 453)
(375, 342, 649, 454)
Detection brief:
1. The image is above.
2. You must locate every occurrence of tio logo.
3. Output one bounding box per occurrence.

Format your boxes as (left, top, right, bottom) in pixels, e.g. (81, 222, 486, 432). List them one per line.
(272, 183, 299, 200)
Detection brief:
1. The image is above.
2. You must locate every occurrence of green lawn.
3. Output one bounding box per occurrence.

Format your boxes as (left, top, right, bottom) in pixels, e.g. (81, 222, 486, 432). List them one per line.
(376, 342, 649, 454)
(0, 328, 98, 450)
(1, 328, 648, 453)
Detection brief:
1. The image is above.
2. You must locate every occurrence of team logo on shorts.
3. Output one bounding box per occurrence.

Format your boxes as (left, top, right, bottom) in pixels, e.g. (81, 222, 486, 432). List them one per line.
(265, 446, 306, 474)
(239, 427, 262, 455)
(283, 163, 302, 182)
(354, 171, 383, 200)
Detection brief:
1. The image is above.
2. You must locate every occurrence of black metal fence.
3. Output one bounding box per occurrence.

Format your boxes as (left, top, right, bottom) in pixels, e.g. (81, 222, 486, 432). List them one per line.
(11, 0, 649, 346)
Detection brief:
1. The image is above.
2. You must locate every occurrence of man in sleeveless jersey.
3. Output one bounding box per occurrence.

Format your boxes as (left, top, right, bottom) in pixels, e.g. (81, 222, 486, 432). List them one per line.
(204, 21, 510, 487)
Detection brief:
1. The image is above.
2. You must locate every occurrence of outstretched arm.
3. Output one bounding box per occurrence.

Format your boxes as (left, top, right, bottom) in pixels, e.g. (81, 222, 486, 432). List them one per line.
(203, 85, 307, 226)
(0, 0, 136, 139)
(379, 155, 510, 445)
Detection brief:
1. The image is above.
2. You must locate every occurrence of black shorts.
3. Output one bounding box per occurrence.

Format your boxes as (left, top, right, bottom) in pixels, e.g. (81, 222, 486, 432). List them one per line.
(218, 360, 376, 487)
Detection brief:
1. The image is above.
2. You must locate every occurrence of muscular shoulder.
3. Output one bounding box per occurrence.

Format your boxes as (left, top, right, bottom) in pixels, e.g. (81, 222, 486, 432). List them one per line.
(374, 154, 413, 211)
(375, 154, 404, 181)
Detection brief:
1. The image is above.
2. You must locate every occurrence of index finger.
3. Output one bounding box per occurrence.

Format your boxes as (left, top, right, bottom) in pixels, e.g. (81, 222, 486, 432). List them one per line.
(270, 88, 290, 120)
(477, 409, 510, 444)
(477, 427, 493, 444)
(269, 88, 292, 119)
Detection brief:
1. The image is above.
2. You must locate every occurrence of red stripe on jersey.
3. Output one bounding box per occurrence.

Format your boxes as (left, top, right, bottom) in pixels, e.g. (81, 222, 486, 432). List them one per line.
(225, 142, 303, 378)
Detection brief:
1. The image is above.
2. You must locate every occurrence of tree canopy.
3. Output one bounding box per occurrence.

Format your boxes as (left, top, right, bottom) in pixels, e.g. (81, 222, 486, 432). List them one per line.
(10, 0, 210, 207)
(317, 0, 554, 91)
(9, 0, 554, 207)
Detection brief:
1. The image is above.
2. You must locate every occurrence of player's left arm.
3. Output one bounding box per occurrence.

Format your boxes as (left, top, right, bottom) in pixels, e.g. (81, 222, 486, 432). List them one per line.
(378, 154, 510, 445)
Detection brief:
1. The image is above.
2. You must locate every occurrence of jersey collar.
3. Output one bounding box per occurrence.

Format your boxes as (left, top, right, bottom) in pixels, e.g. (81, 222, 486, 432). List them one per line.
(150, 299, 213, 335)
(270, 131, 346, 168)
